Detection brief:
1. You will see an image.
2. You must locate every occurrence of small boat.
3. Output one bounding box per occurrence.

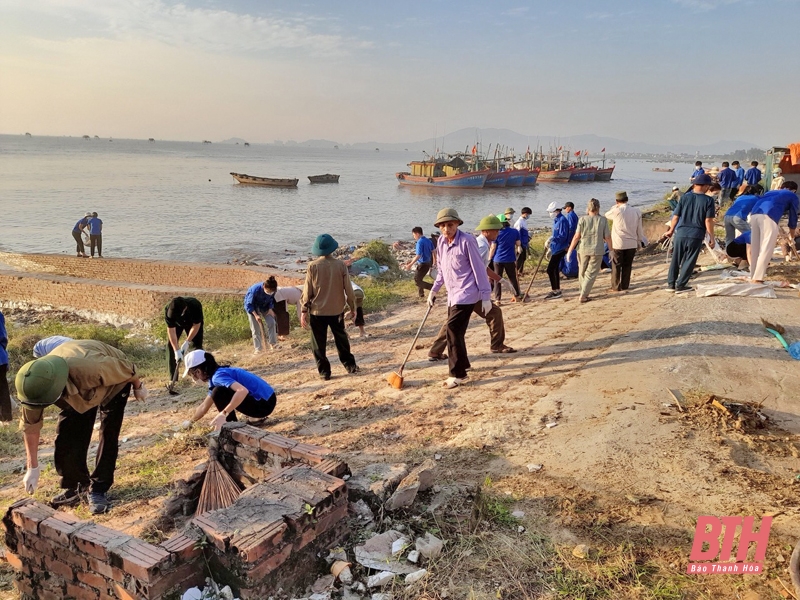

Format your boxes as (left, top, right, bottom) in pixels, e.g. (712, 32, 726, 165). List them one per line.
(25, 132, 31, 137)
(202, 140, 212, 144)
(594, 166, 615, 181)
(230, 172, 299, 187)
(538, 169, 572, 182)
(148, 138, 155, 142)
(82, 135, 90, 140)
(308, 174, 340, 184)
(652, 167, 674, 172)
(244, 142, 250, 147)
(484, 170, 511, 188)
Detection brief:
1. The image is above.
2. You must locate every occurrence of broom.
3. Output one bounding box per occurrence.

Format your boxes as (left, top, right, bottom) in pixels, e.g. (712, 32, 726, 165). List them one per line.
(387, 303, 433, 390)
(760, 318, 800, 360)
(196, 451, 242, 515)
(521, 250, 547, 302)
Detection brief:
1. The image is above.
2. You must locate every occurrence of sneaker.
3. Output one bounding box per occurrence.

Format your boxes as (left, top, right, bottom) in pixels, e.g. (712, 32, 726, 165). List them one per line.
(270, 344, 281, 351)
(663, 285, 675, 293)
(544, 291, 562, 300)
(675, 286, 693, 294)
(51, 488, 84, 508)
(347, 365, 360, 375)
(89, 492, 112, 514)
(428, 354, 447, 362)
(320, 373, 331, 381)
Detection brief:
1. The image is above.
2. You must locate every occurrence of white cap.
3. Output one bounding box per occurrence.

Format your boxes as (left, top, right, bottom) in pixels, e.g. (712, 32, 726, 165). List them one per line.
(546, 201, 561, 213)
(672, 186, 679, 191)
(183, 349, 207, 377)
(84, 212, 92, 217)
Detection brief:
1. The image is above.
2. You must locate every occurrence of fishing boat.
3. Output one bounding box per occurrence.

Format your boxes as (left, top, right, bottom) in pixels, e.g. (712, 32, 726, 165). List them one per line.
(523, 168, 540, 186)
(594, 166, 615, 181)
(538, 169, 572, 182)
(396, 158, 489, 188)
(652, 167, 674, 172)
(568, 167, 597, 182)
(506, 168, 528, 187)
(308, 174, 340, 183)
(230, 172, 299, 187)
(484, 170, 511, 188)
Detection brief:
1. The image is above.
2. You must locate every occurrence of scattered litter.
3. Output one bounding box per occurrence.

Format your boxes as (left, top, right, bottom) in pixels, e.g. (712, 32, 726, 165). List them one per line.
(415, 532, 444, 559)
(321, 405, 332, 411)
(407, 550, 420, 564)
(405, 569, 428, 585)
(367, 571, 395, 588)
(546, 422, 558, 429)
(311, 575, 335, 593)
(391, 537, 409, 556)
(331, 561, 352, 584)
(526, 463, 543, 472)
(695, 283, 777, 298)
(511, 510, 525, 518)
(121, 437, 128, 443)
(434, 454, 442, 460)
(518, 525, 526, 533)
(182, 579, 238, 600)
(355, 530, 418, 574)
(572, 544, 591, 559)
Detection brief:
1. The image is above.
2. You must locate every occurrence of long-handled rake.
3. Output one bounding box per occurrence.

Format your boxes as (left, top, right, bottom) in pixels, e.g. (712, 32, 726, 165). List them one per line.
(166, 356, 181, 395)
(387, 304, 433, 390)
(521, 251, 547, 302)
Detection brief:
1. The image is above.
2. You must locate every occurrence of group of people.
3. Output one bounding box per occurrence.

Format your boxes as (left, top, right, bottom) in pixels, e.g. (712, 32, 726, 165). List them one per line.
(71, 212, 103, 258)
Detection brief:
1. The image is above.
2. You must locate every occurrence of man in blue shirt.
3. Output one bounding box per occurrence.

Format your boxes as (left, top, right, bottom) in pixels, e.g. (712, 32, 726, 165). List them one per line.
(723, 186, 759, 245)
(490, 215, 522, 301)
(732, 160, 745, 191)
(665, 174, 716, 293)
(744, 161, 762, 186)
(545, 202, 571, 299)
(88, 212, 103, 258)
(513, 207, 532, 276)
(403, 227, 436, 298)
(0, 311, 10, 422)
(244, 281, 277, 353)
(748, 182, 799, 283)
(691, 161, 705, 182)
(717, 162, 737, 207)
(71, 212, 91, 257)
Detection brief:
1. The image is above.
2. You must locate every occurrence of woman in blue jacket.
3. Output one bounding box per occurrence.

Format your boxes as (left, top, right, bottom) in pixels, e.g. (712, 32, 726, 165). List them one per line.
(545, 202, 571, 300)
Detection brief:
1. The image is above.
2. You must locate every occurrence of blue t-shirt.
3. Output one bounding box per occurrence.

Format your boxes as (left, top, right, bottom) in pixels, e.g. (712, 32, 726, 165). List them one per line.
(565, 210, 579, 238)
(72, 218, 88, 233)
(733, 231, 751, 245)
(744, 167, 762, 185)
(88, 217, 103, 235)
(718, 168, 736, 188)
(0, 312, 7, 367)
(673, 192, 715, 240)
(733, 166, 745, 187)
(415, 236, 434, 264)
(244, 282, 274, 314)
(493, 227, 520, 263)
(33, 335, 73, 358)
(750, 189, 799, 229)
(210, 367, 275, 401)
(726, 194, 759, 221)
(691, 167, 705, 179)
(550, 213, 571, 254)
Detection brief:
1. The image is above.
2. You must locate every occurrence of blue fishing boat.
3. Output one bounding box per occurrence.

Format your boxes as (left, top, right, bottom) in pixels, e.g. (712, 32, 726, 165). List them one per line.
(484, 170, 511, 188)
(523, 169, 539, 186)
(506, 169, 527, 187)
(396, 158, 490, 188)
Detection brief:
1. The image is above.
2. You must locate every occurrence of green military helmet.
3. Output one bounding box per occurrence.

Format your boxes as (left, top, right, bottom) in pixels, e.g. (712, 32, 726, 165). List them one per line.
(495, 213, 508, 223)
(475, 214, 503, 231)
(15, 356, 69, 407)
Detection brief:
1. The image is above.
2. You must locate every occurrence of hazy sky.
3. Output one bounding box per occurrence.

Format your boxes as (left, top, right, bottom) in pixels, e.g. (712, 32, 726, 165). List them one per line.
(1, 0, 798, 146)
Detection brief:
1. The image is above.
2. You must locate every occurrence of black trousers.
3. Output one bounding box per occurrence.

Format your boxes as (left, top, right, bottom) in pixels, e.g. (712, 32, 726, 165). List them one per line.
(547, 251, 567, 290)
(611, 247, 637, 291)
(54, 384, 130, 494)
(667, 237, 704, 290)
(516, 247, 528, 275)
(309, 314, 357, 376)
(167, 324, 204, 379)
(72, 231, 85, 255)
(492, 262, 521, 299)
(414, 263, 433, 297)
(90, 234, 102, 257)
(0, 365, 11, 422)
(210, 386, 276, 422)
(446, 303, 474, 379)
(274, 300, 291, 336)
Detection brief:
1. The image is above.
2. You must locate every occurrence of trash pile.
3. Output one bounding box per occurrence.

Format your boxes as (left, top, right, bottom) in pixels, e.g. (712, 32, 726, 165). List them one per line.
(684, 394, 769, 435)
(182, 579, 239, 600)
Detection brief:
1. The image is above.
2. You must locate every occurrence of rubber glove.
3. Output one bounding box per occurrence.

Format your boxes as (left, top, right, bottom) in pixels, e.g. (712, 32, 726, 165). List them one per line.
(180, 340, 190, 354)
(133, 384, 149, 401)
(210, 411, 228, 431)
(23, 467, 40, 494)
(174, 348, 183, 363)
(481, 300, 492, 314)
(427, 291, 437, 307)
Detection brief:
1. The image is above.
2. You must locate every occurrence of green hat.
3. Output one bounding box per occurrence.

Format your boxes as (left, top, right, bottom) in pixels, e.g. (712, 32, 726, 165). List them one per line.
(15, 356, 69, 408)
(495, 213, 508, 223)
(311, 234, 338, 256)
(475, 215, 503, 231)
(433, 208, 463, 227)
(615, 191, 629, 202)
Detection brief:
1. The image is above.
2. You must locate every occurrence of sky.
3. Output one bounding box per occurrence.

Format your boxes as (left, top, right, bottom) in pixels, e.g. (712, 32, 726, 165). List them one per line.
(1, 0, 798, 147)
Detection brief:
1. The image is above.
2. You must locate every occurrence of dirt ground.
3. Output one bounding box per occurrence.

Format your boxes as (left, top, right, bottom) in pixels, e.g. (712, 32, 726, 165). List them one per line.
(2, 250, 800, 599)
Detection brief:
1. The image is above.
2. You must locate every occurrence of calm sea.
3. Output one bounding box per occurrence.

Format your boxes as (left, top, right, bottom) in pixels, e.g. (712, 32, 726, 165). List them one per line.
(0, 135, 689, 270)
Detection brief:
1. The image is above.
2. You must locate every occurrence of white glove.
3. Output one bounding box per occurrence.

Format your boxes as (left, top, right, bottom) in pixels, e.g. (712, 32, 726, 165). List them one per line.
(427, 291, 437, 307)
(133, 384, 149, 401)
(23, 467, 40, 494)
(180, 340, 190, 354)
(180, 420, 192, 430)
(565, 253, 572, 264)
(174, 348, 183, 362)
(481, 300, 492, 314)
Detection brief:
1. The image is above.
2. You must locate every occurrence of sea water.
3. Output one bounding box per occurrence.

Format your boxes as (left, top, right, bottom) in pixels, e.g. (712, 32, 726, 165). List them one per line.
(0, 135, 688, 269)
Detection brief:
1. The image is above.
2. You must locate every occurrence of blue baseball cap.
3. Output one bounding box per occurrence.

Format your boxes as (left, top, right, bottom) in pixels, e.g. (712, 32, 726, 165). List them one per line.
(692, 174, 712, 186)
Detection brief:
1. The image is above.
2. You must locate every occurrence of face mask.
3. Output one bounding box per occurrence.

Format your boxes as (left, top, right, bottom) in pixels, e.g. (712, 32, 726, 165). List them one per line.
(549, 212, 557, 218)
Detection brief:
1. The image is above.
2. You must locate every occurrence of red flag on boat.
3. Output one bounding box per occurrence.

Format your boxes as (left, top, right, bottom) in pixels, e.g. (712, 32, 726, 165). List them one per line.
(601, 147, 605, 152)
(558, 146, 562, 151)
(574, 151, 581, 157)
(471, 145, 477, 155)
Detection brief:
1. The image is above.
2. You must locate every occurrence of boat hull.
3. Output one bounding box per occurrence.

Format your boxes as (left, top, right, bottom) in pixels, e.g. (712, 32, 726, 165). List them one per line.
(523, 169, 539, 186)
(308, 174, 340, 183)
(538, 169, 572, 182)
(396, 170, 490, 189)
(484, 171, 511, 188)
(230, 172, 298, 187)
(569, 167, 597, 182)
(594, 166, 615, 181)
(506, 169, 527, 187)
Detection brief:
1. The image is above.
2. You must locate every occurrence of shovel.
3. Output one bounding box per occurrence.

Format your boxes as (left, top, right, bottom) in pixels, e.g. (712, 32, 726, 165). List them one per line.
(167, 354, 182, 395)
(387, 303, 434, 389)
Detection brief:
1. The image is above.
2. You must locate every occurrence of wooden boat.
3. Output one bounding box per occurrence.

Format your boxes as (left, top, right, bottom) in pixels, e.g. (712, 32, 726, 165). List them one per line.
(594, 166, 615, 181)
(308, 174, 340, 184)
(230, 172, 299, 187)
(396, 158, 490, 189)
(484, 170, 511, 188)
(538, 169, 572, 182)
(652, 167, 674, 172)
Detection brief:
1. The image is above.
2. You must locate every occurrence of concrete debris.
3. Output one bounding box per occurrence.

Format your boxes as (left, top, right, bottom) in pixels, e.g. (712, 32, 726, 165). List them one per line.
(385, 459, 436, 511)
(371, 594, 393, 600)
(355, 529, 419, 574)
(353, 582, 367, 594)
(546, 422, 558, 429)
(327, 547, 349, 563)
(367, 571, 395, 588)
(405, 569, 428, 585)
(434, 454, 442, 460)
(526, 463, 543, 472)
(311, 575, 335, 593)
(351, 499, 375, 522)
(511, 510, 525, 518)
(391, 537, 409, 556)
(406, 550, 420, 564)
(415, 532, 444, 560)
(309, 594, 331, 600)
(348, 463, 409, 504)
